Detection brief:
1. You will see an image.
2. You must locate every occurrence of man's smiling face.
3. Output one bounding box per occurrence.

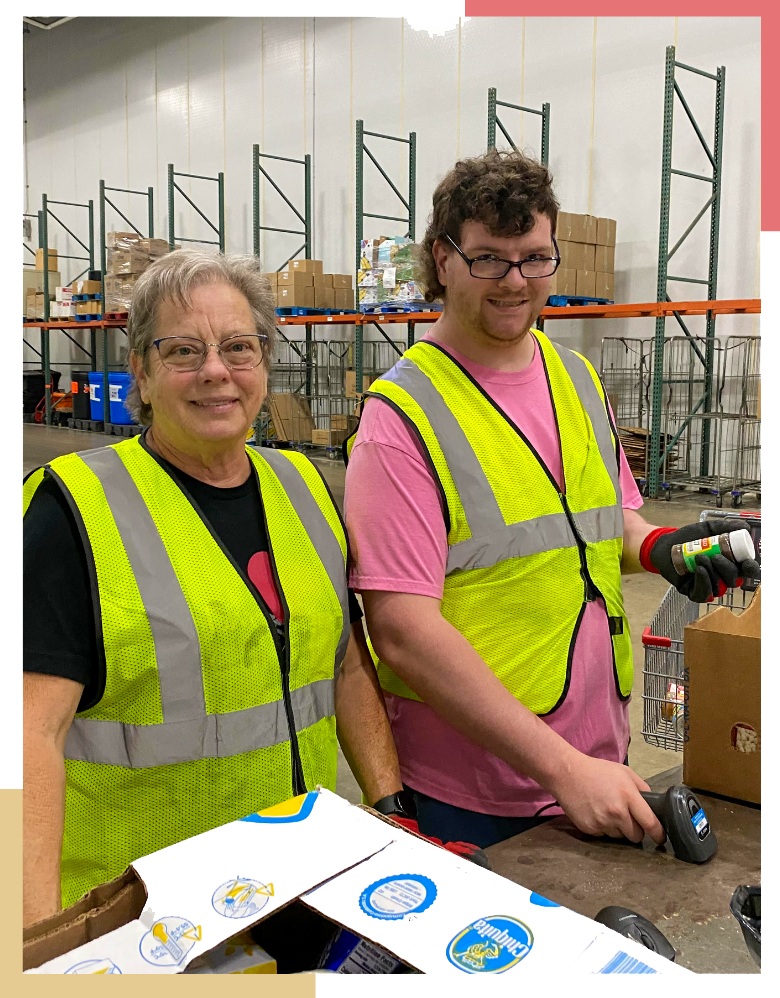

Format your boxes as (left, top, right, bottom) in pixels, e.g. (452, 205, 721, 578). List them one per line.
(435, 213, 555, 346)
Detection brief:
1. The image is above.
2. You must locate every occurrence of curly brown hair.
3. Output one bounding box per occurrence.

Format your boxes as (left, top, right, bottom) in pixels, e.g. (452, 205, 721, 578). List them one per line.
(417, 149, 559, 302)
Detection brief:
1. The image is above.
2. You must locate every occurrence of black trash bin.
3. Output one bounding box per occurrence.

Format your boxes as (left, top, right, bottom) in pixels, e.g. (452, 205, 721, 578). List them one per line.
(23, 370, 61, 414)
(71, 371, 92, 420)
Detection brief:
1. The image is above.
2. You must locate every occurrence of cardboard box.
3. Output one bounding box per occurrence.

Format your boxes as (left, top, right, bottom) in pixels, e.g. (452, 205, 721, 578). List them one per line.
(595, 272, 614, 301)
(568, 215, 588, 243)
(555, 211, 573, 242)
(683, 588, 760, 804)
(23, 269, 60, 312)
(55, 286, 73, 302)
(329, 414, 357, 432)
(332, 274, 353, 290)
(314, 287, 335, 309)
(185, 933, 276, 974)
(278, 270, 314, 288)
(557, 241, 587, 271)
(277, 285, 315, 309)
(582, 215, 598, 243)
(76, 300, 103, 316)
(107, 231, 142, 248)
(580, 243, 596, 271)
(313, 273, 334, 289)
(24, 789, 690, 977)
(108, 247, 150, 275)
(311, 428, 350, 447)
(594, 244, 615, 273)
(346, 370, 374, 397)
(334, 288, 355, 310)
(71, 279, 102, 296)
(139, 238, 170, 259)
(288, 258, 323, 275)
(263, 272, 278, 287)
(549, 267, 577, 297)
(596, 217, 617, 246)
(269, 392, 314, 443)
(576, 270, 596, 298)
(35, 248, 58, 270)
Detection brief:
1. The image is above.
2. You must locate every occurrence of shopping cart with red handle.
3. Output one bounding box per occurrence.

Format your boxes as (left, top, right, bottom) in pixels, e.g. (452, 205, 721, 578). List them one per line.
(641, 510, 760, 752)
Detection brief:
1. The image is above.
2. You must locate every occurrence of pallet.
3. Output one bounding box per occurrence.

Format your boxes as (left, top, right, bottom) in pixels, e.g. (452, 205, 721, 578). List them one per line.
(68, 418, 105, 432)
(74, 314, 103, 322)
(546, 295, 614, 307)
(72, 293, 102, 302)
(105, 422, 142, 437)
(103, 312, 129, 321)
(360, 304, 441, 315)
(275, 307, 359, 317)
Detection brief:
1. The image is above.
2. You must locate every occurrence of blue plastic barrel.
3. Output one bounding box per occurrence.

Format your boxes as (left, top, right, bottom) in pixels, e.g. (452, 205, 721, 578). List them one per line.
(88, 372, 103, 421)
(108, 372, 134, 425)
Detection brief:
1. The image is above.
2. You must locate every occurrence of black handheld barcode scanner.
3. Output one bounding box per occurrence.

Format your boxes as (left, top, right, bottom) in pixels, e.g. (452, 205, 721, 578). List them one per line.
(641, 785, 717, 864)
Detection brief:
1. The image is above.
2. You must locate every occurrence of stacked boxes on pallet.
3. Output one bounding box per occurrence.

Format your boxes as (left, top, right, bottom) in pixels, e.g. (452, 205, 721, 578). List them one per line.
(265, 260, 354, 311)
(551, 212, 616, 301)
(23, 249, 61, 318)
(358, 237, 427, 311)
(103, 233, 175, 314)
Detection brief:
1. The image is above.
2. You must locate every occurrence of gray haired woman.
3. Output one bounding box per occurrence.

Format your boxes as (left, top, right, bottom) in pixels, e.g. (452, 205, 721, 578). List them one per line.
(22, 250, 405, 927)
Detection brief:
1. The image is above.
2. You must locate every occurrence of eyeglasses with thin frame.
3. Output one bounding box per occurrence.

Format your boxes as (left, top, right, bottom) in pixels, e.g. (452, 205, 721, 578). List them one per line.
(445, 233, 560, 280)
(152, 333, 270, 373)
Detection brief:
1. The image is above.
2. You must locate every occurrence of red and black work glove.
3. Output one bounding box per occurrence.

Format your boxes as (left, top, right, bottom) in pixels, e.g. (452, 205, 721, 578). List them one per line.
(389, 816, 491, 870)
(639, 519, 760, 604)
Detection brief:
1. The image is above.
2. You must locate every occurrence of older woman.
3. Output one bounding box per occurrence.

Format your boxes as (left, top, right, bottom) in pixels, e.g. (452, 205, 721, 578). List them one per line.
(22, 251, 409, 927)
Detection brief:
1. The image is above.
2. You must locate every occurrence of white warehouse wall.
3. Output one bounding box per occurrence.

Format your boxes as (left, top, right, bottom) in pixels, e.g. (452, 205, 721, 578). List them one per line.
(23, 14, 760, 378)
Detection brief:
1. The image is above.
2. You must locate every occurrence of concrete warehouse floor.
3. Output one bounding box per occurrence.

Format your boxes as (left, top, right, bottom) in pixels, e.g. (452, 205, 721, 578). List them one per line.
(23, 424, 761, 806)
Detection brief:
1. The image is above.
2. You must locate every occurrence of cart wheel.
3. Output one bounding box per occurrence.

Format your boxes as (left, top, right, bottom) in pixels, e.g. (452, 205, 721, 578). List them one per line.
(716, 494, 723, 508)
(731, 493, 743, 509)
(664, 489, 671, 502)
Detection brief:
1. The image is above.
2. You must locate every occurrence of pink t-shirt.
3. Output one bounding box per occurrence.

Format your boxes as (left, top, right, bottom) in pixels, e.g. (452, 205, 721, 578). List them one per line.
(344, 331, 643, 818)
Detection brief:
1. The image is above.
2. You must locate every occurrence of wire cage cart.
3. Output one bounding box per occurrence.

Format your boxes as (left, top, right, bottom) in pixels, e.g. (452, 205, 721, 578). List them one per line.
(641, 510, 761, 751)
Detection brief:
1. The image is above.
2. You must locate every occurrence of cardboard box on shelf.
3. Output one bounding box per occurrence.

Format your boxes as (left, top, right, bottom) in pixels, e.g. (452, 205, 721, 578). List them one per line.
(334, 288, 355, 310)
(55, 286, 73, 302)
(311, 428, 350, 447)
(579, 243, 596, 271)
(23, 270, 60, 312)
(332, 274, 353, 290)
(108, 247, 149, 276)
(26, 294, 37, 320)
(594, 244, 615, 273)
(288, 259, 324, 275)
(71, 279, 102, 296)
(346, 370, 374, 397)
(582, 215, 598, 244)
(314, 287, 335, 310)
(576, 270, 596, 298)
(104, 275, 138, 313)
(556, 211, 573, 242)
(313, 273, 334, 289)
(278, 270, 314, 288)
(107, 231, 142, 248)
(596, 217, 617, 246)
(277, 285, 315, 309)
(329, 414, 357, 432)
(263, 272, 278, 286)
(35, 248, 58, 270)
(76, 300, 103, 316)
(595, 272, 614, 301)
(549, 267, 577, 297)
(139, 238, 171, 259)
(567, 215, 588, 244)
(683, 588, 760, 804)
(24, 788, 690, 977)
(557, 241, 585, 271)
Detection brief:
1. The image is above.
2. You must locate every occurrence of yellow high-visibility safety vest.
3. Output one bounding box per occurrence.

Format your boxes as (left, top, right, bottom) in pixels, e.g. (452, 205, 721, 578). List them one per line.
(346, 329, 631, 715)
(24, 436, 350, 908)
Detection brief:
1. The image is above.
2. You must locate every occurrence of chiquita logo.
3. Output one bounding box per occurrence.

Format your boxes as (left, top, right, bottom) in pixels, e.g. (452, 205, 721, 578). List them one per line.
(447, 915, 534, 973)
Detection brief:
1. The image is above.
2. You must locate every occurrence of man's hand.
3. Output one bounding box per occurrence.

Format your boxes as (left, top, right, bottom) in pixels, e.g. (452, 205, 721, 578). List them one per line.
(549, 755, 666, 844)
(640, 519, 760, 603)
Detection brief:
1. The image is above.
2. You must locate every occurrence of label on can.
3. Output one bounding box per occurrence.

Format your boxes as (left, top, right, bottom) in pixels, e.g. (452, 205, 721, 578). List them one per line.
(682, 536, 721, 571)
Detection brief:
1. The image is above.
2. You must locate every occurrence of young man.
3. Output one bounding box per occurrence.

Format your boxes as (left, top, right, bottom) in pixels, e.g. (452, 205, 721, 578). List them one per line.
(343, 150, 758, 849)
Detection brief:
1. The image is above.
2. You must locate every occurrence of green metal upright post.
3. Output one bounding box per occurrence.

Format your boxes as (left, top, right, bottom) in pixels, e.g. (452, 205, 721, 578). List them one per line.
(304, 154, 312, 259)
(168, 163, 175, 251)
(99, 180, 107, 394)
(41, 195, 52, 424)
(148, 186, 154, 239)
(408, 133, 416, 240)
(648, 47, 676, 499)
(252, 145, 261, 258)
(218, 172, 225, 253)
(88, 197, 96, 370)
(355, 119, 364, 392)
(700, 65, 726, 477)
(87, 199, 95, 271)
(540, 103, 550, 167)
(487, 88, 497, 150)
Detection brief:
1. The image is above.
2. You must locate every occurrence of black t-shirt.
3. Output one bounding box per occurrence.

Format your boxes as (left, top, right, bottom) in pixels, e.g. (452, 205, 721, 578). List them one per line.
(24, 439, 361, 712)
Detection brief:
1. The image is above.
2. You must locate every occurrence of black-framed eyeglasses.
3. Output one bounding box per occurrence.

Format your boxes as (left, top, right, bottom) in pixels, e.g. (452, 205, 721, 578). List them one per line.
(445, 233, 560, 280)
(152, 333, 270, 373)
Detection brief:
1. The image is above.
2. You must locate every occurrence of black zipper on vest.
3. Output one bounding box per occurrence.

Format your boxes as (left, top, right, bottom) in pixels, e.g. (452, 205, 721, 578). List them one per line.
(139, 435, 306, 797)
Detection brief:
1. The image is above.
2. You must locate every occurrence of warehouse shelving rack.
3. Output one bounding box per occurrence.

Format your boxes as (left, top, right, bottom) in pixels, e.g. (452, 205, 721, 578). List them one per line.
(167, 163, 225, 253)
(487, 87, 550, 166)
(648, 45, 726, 498)
(28, 194, 96, 424)
(96, 181, 155, 424)
(354, 119, 417, 393)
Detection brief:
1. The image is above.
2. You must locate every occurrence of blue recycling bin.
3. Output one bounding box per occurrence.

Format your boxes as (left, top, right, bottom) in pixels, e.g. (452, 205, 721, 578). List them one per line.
(88, 372, 103, 421)
(108, 372, 134, 425)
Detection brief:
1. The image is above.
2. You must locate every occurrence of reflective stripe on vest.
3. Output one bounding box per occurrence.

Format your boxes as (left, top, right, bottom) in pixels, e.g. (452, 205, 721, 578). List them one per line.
(47, 442, 349, 768)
